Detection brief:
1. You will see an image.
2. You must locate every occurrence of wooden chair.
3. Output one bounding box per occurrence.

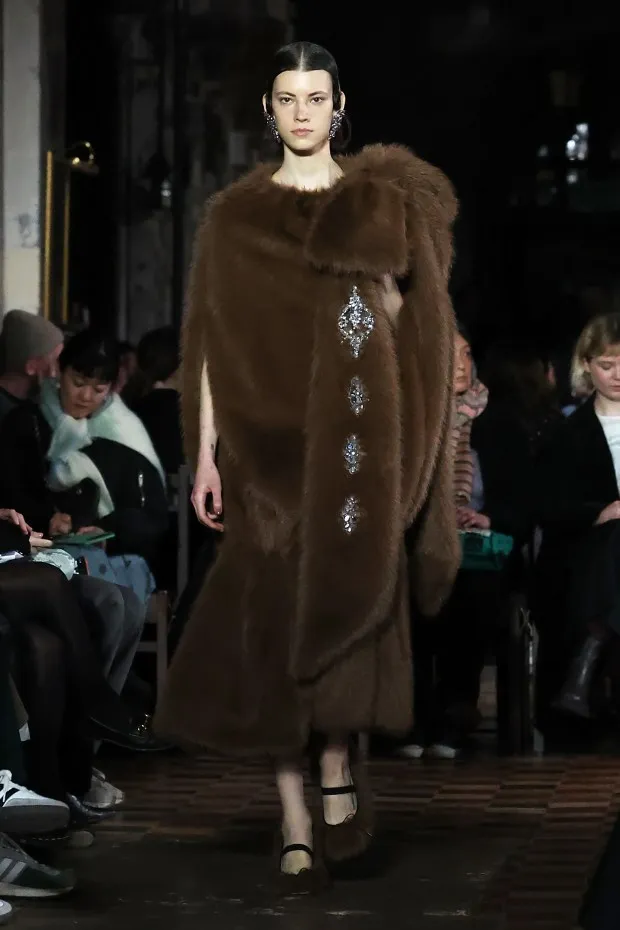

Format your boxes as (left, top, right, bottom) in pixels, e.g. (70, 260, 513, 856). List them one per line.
(138, 590, 170, 702)
(135, 468, 188, 702)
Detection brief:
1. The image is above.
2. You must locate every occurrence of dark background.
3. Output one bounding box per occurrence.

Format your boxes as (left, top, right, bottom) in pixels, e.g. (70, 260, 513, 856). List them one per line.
(64, 0, 620, 358)
(65, 0, 120, 330)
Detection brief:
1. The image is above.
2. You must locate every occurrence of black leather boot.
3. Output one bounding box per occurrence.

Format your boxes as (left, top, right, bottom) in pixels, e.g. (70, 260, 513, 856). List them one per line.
(553, 636, 604, 719)
(66, 794, 117, 826)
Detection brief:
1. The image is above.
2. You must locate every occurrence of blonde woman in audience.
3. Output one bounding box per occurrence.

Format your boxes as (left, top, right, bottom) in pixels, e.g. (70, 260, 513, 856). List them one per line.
(536, 312, 620, 725)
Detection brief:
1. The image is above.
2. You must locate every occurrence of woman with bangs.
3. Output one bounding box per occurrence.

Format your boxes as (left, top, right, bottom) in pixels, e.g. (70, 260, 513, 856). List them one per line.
(0, 329, 168, 565)
(535, 312, 620, 727)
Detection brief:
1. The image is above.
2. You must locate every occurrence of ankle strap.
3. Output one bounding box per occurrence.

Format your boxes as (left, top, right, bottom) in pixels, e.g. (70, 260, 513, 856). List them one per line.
(281, 843, 313, 859)
(321, 784, 355, 796)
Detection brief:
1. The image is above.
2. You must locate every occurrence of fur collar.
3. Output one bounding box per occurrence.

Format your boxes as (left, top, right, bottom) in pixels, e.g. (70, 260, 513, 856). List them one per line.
(213, 144, 456, 217)
(207, 144, 457, 279)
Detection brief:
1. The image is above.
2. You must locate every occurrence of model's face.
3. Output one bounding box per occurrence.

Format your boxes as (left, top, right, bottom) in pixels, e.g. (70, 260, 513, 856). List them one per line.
(586, 346, 620, 402)
(265, 69, 343, 154)
(59, 366, 111, 419)
(453, 332, 473, 395)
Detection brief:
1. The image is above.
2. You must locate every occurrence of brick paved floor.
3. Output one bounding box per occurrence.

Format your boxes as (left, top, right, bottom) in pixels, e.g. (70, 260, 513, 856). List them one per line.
(7, 750, 620, 929)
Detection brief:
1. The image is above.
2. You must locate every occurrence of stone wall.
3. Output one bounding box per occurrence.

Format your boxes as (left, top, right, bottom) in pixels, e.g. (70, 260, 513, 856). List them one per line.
(1, 0, 44, 315)
(112, 0, 292, 343)
(0, 0, 65, 318)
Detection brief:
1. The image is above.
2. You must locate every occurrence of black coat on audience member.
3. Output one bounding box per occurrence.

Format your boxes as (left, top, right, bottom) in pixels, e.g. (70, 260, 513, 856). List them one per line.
(0, 399, 168, 564)
(535, 396, 617, 566)
(134, 388, 183, 475)
(470, 399, 535, 547)
(533, 395, 620, 636)
(533, 396, 620, 725)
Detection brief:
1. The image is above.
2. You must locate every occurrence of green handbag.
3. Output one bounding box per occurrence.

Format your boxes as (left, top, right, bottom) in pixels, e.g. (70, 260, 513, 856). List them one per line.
(459, 529, 514, 572)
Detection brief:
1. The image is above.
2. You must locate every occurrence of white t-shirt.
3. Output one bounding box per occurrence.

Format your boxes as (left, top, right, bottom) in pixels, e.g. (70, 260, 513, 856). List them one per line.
(597, 414, 620, 490)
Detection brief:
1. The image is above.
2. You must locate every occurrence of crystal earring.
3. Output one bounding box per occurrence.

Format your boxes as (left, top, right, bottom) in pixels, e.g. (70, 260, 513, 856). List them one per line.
(265, 112, 281, 144)
(329, 109, 345, 140)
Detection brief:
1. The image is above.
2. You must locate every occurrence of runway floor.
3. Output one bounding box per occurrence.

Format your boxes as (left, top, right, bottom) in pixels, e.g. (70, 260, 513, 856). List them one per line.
(8, 747, 619, 930)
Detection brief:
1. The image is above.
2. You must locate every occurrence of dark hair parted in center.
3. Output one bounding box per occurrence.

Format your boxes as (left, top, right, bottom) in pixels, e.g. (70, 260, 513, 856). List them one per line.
(264, 41, 350, 150)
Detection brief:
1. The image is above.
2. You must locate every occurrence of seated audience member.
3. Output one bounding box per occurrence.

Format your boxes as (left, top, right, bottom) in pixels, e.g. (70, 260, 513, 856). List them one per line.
(127, 326, 183, 476)
(0, 325, 152, 693)
(0, 509, 165, 806)
(114, 340, 137, 395)
(404, 326, 534, 759)
(0, 625, 71, 836)
(548, 344, 586, 418)
(0, 490, 147, 716)
(535, 312, 620, 729)
(480, 343, 563, 458)
(0, 509, 160, 751)
(72, 572, 144, 699)
(0, 329, 169, 566)
(0, 310, 64, 427)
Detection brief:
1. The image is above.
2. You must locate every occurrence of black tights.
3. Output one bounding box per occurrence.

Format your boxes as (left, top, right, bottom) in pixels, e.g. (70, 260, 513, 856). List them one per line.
(0, 560, 128, 799)
(0, 623, 25, 782)
(0, 561, 102, 701)
(0, 561, 130, 721)
(16, 620, 92, 800)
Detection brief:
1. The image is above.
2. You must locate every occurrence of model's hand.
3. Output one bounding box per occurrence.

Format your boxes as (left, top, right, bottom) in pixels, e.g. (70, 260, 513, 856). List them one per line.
(380, 274, 403, 325)
(49, 512, 72, 536)
(457, 507, 491, 531)
(595, 501, 620, 525)
(0, 509, 32, 535)
(192, 458, 224, 532)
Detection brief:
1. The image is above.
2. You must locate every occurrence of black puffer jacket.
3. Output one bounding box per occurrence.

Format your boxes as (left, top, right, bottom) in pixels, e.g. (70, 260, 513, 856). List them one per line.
(0, 400, 169, 565)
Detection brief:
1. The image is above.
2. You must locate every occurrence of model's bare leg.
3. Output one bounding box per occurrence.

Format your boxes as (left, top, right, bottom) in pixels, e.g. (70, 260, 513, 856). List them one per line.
(275, 762, 313, 874)
(319, 734, 373, 864)
(320, 735, 357, 824)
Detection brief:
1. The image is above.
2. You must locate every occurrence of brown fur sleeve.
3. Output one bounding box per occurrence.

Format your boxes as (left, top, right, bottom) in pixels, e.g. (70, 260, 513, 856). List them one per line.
(306, 144, 457, 283)
(409, 406, 460, 616)
(180, 199, 217, 472)
(384, 146, 459, 613)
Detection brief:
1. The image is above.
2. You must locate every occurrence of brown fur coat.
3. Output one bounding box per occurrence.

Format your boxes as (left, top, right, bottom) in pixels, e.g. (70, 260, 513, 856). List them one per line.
(154, 144, 459, 756)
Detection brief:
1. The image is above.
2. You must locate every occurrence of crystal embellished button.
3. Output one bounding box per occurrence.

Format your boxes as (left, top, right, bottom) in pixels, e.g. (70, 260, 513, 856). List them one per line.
(347, 376, 367, 417)
(343, 433, 364, 475)
(340, 495, 362, 534)
(338, 286, 375, 359)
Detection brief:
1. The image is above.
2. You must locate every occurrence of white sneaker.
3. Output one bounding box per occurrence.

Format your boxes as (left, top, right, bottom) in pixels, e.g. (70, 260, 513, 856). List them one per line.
(0, 771, 69, 835)
(0, 899, 12, 924)
(67, 829, 95, 849)
(427, 742, 459, 760)
(396, 743, 425, 760)
(84, 770, 124, 810)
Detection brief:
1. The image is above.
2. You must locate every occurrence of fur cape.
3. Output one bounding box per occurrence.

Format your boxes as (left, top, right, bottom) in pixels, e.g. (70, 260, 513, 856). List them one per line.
(155, 144, 459, 755)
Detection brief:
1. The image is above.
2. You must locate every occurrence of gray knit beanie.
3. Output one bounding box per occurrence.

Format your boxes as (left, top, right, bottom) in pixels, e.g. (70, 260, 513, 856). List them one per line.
(0, 310, 64, 373)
